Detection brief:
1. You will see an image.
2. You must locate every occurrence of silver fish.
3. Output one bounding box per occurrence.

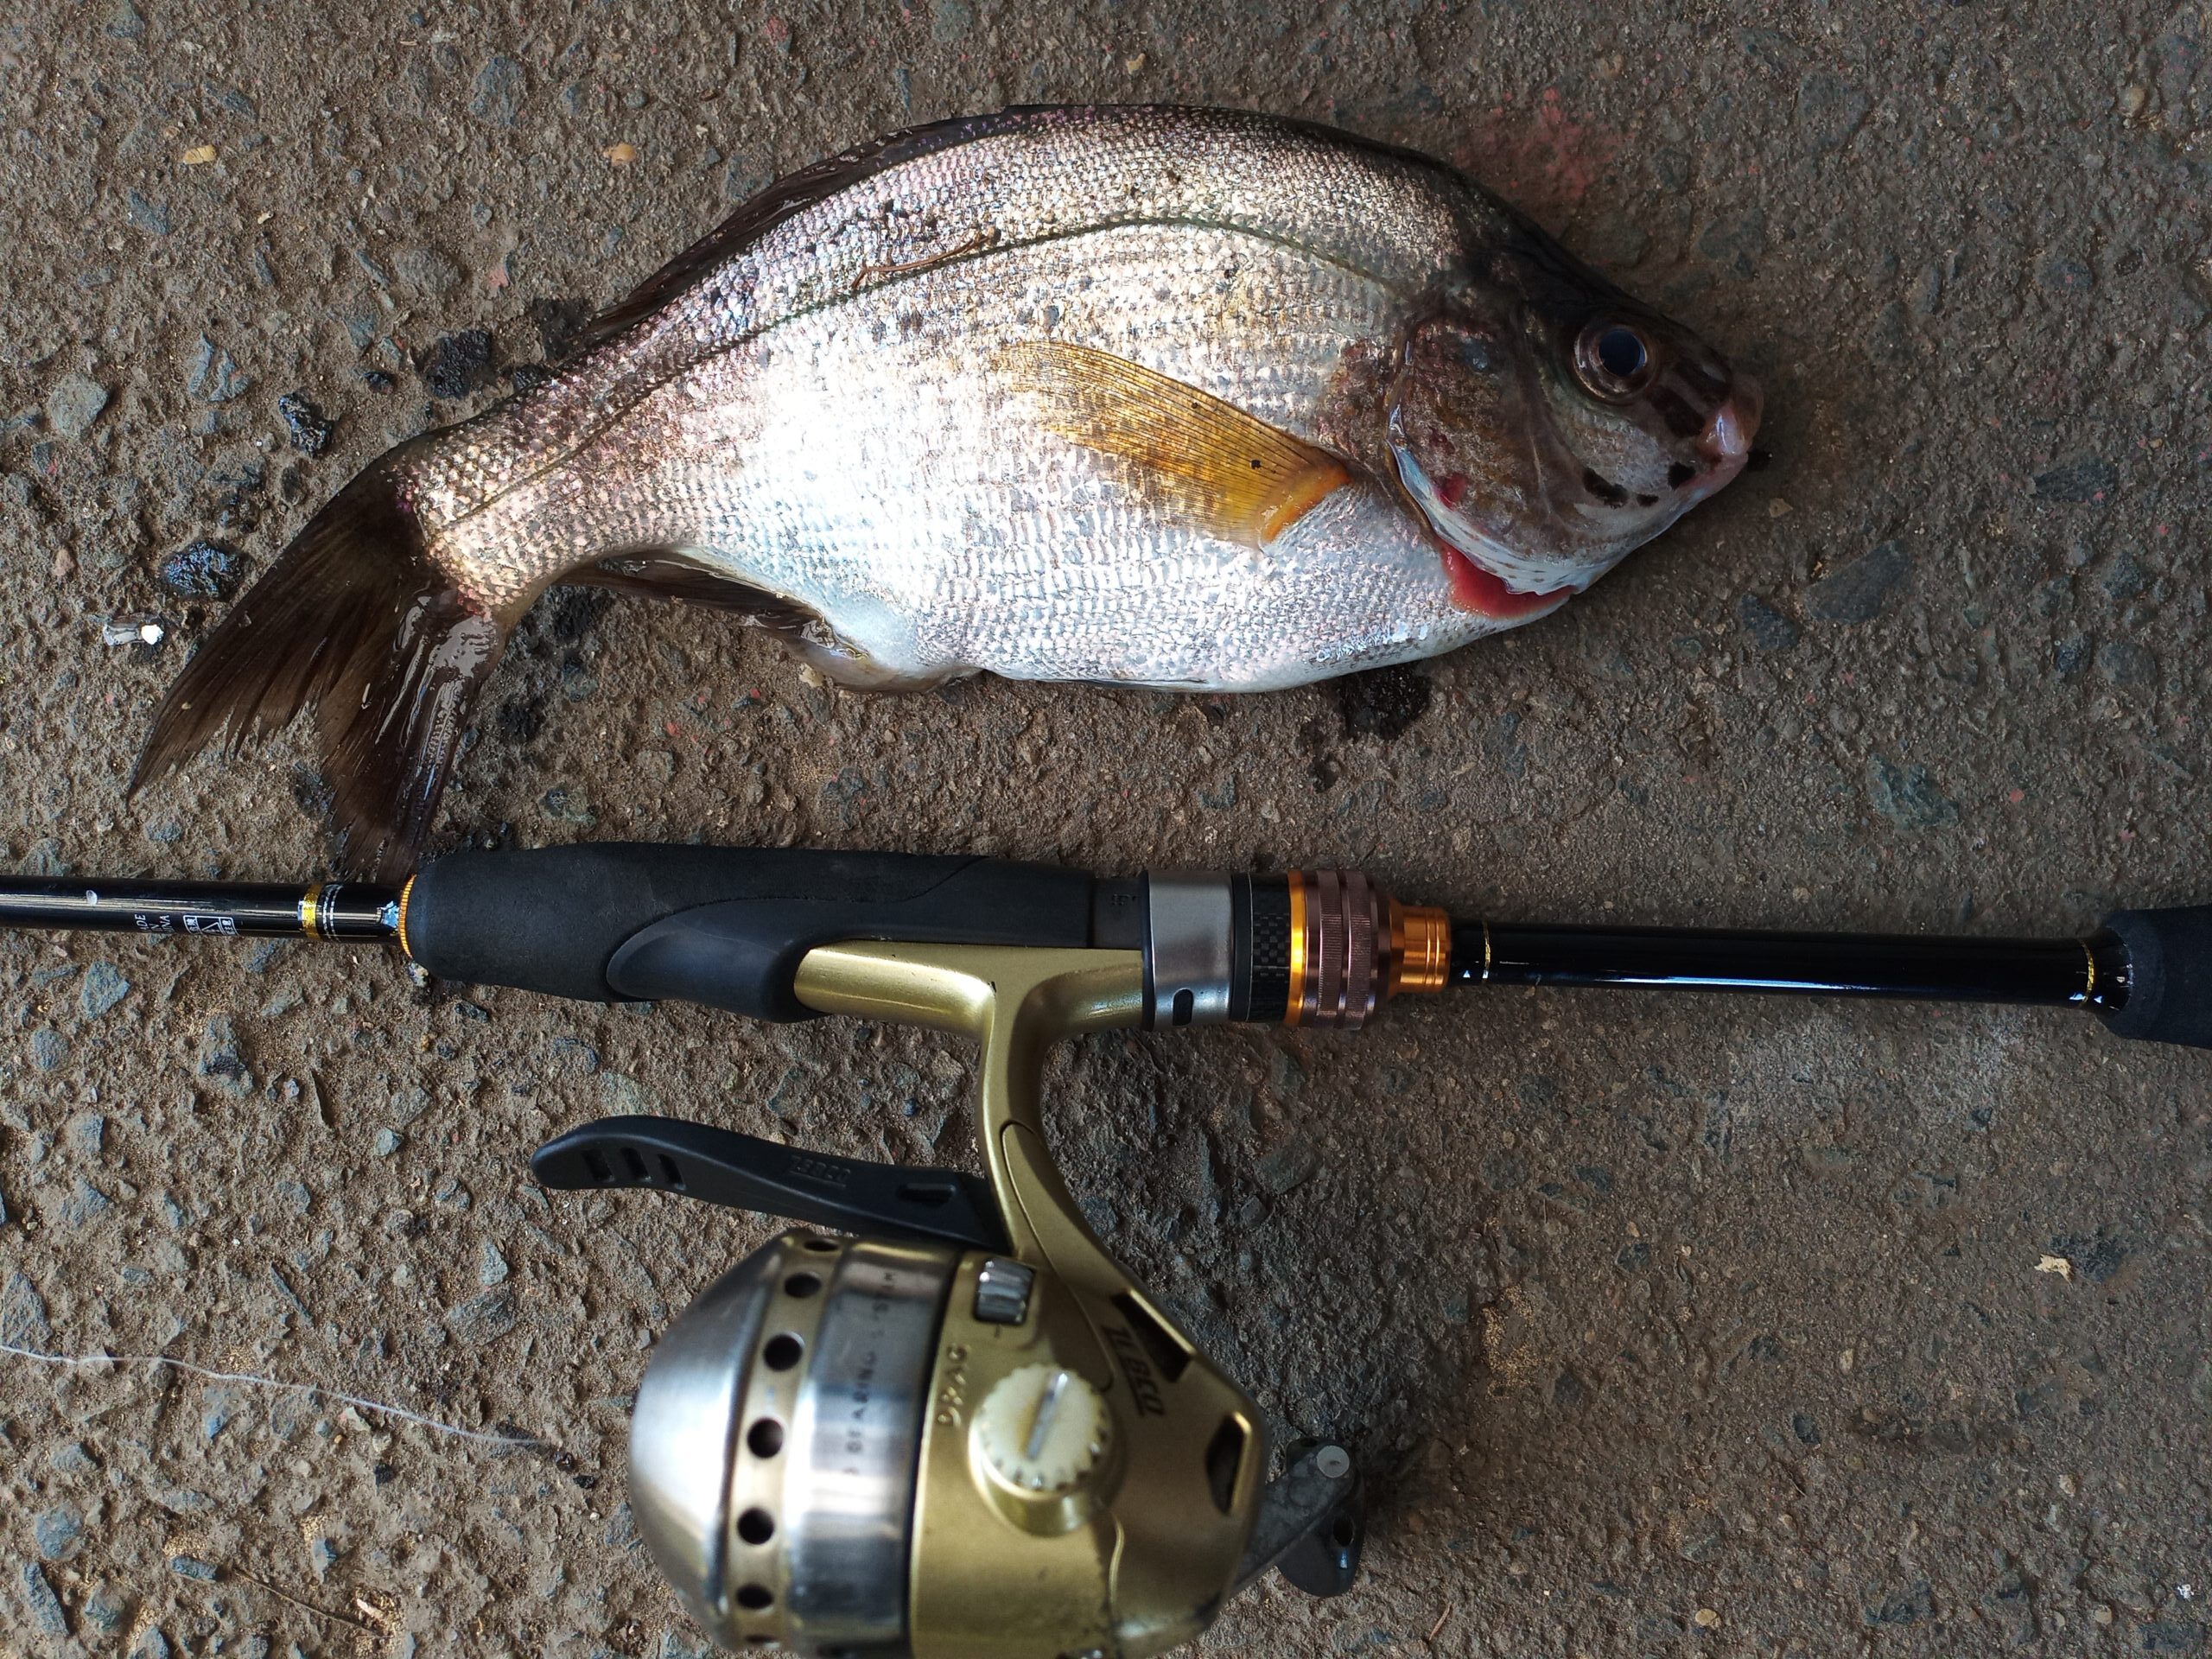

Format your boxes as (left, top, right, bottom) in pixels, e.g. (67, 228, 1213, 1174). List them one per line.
(138, 105, 1760, 876)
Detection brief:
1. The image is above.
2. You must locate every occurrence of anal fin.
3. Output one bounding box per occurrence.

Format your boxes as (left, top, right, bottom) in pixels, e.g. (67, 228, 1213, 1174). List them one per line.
(565, 554, 814, 626)
(566, 553, 952, 691)
(999, 340, 1352, 545)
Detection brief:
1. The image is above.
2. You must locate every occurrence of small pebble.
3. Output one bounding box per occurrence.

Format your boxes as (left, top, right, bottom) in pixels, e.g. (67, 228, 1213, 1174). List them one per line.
(1255, 1138, 1319, 1196)
(61, 1178, 113, 1229)
(128, 189, 172, 236)
(79, 961, 130, 1020)
(471, 54, 526, 126)
(159, 539, 243, 600)
(45, 373, 111, 442)
(276, 391, 334, 456)
(185, 335, 251, 403)
(30, 1029, 67, 1072)
(83, 1585, 130, 1631)
(445, 1287, 519, 1344)
(19, 1563, 67, 1636)
(34, 1504, 84, 1560)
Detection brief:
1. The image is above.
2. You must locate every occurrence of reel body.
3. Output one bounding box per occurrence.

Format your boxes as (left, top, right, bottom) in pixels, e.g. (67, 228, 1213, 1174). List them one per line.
(541, 941, 1359, 1656)
(632, 1232, 949, 1652)
(631, 1228, 1260, 1657)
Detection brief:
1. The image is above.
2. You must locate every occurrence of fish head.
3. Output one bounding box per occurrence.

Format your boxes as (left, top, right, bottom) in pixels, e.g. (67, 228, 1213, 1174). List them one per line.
(1386, 235, 1760, 607)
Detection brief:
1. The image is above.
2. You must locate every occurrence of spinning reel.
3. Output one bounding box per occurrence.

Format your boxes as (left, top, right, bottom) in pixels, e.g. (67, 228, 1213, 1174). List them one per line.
(532, 938, 1367, 1657)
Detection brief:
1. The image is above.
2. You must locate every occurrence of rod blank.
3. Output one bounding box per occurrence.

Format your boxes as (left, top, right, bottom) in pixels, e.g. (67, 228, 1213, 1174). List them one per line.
(0, 877, 400, 942)
(1452, 919, 2132, 1015)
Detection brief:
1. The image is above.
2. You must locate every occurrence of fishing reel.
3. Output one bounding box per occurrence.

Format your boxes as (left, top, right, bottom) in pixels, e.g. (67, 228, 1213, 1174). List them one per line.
(531, 940, 1365, 1657)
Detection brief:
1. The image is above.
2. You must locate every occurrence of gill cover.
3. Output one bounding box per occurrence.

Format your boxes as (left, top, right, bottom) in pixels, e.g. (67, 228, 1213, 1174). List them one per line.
(1385, 297, 1593, 603)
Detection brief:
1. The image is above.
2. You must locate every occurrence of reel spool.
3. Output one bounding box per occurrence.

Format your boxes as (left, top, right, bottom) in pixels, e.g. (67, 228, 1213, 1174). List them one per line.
(532, 942, 1363, 1657)
(629, 1230, 950, 1652)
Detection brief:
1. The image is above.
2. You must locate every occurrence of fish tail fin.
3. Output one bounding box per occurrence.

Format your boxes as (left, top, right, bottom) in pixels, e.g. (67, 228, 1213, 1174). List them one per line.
(133, 454, 509, 881)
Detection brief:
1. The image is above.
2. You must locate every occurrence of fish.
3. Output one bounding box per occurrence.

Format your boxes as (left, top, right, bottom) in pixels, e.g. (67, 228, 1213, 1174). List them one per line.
(137, 105, 1760, 878)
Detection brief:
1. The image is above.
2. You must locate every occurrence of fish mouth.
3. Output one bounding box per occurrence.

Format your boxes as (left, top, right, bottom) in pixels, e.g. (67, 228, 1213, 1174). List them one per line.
(1680, 375, 1763, 501)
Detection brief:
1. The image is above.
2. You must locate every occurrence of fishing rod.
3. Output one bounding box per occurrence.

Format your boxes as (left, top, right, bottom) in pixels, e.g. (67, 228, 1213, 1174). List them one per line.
(5, 842, 2206, 1659)
(3, 845, 2200, 1044)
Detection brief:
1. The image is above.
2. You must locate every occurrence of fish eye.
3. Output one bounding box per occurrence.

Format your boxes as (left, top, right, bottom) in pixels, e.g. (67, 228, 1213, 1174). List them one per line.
(1574, 321, 1655, 399)
(1595, 327, 1647, 378)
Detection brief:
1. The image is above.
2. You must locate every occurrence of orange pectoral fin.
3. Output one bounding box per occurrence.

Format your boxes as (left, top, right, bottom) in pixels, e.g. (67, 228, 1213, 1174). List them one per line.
(999, 340, 1351, 545)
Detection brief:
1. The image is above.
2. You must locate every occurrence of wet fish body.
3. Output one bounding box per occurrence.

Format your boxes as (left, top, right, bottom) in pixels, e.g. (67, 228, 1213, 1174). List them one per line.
(140, 105, 1758, 874)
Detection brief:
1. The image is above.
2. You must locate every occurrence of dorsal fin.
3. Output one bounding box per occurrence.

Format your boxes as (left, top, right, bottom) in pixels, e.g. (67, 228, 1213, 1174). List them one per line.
(573, 108, 1068, 354)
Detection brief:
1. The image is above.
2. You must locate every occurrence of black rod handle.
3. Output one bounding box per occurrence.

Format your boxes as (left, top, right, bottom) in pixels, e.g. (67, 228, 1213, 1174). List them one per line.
(1443, 915, 2212, 1046)
(404, 842, 1098, 1020)
(1455, 920, 2113, 1007)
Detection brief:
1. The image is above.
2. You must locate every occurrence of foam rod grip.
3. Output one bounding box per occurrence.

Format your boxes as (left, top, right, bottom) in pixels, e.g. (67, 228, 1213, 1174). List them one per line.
(404, 842, 1096, 1019)
(2100, 906, 2212, 1048)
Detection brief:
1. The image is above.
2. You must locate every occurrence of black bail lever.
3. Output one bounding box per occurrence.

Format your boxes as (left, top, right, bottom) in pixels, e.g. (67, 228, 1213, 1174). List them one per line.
(531, 1115, 1010, 1253)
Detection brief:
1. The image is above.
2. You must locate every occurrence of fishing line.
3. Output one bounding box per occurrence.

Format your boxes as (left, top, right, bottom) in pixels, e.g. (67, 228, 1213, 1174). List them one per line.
(0, 1339, 556, 1451)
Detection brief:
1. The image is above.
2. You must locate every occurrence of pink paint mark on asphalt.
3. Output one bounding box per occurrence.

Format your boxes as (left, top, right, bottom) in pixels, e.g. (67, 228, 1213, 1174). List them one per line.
(1457, 87, 1624, 224)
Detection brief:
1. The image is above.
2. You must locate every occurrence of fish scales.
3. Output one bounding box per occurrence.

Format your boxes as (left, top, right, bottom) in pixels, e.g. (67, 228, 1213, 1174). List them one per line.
(136, 105, 1760, 876)
(454, 227, 1414, 682)
(413, 108, 1462, 569)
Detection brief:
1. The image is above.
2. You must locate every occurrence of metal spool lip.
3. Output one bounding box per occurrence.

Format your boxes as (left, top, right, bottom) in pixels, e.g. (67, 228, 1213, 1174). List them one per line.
(628, 1231, 958, 1655)
(628, 1238, 783, 1638)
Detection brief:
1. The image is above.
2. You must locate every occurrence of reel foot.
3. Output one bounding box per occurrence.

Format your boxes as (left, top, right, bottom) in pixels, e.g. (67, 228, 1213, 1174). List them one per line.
(1236, 1440, 1365, 1599)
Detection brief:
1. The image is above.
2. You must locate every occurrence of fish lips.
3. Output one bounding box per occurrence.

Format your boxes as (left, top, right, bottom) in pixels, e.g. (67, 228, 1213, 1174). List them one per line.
(1677, 374, 1764, 505)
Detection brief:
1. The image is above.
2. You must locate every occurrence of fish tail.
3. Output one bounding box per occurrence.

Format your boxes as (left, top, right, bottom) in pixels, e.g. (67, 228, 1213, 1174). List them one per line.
(132, 452, 508, 881)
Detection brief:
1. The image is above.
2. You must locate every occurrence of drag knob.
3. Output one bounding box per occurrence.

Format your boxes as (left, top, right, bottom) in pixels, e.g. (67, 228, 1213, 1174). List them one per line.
(970, 1365, 1114, 1529)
